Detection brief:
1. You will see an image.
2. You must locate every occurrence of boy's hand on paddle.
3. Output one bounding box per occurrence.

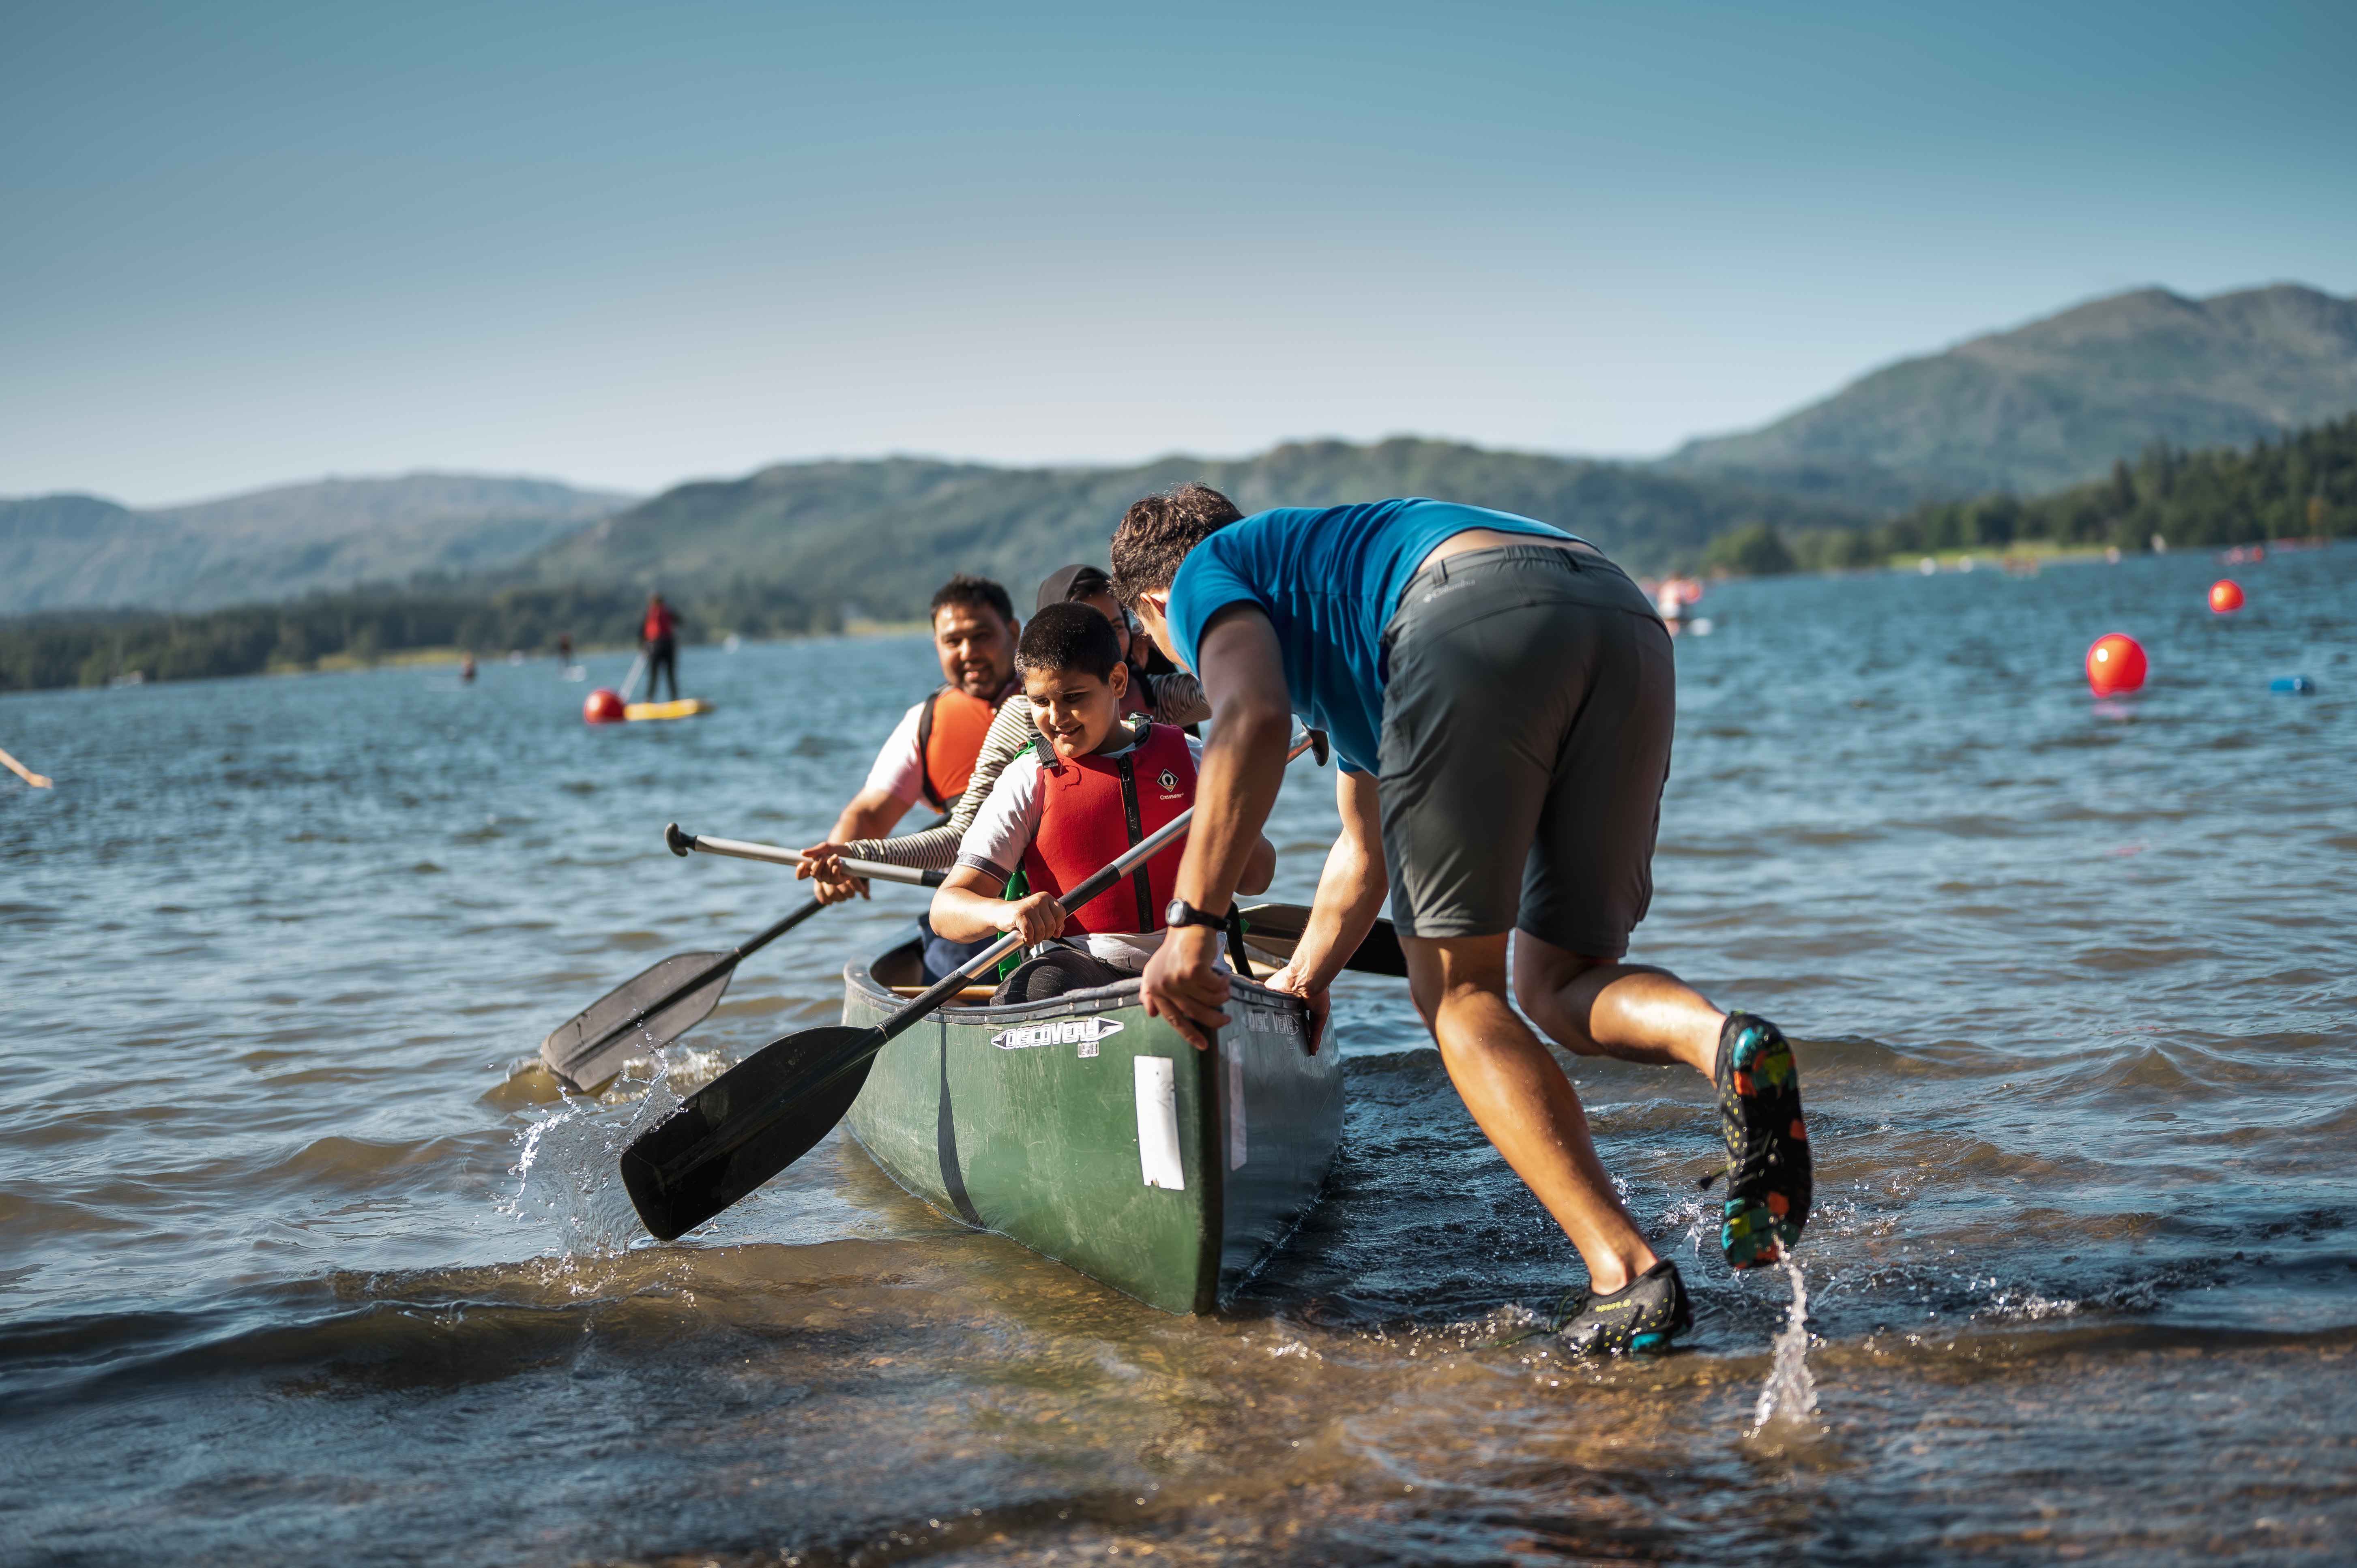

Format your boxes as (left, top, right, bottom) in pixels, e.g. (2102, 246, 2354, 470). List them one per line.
(1142, 926, 1231, 1051)
(794, 843, 869, 905)
(999, 892, 1066, 946)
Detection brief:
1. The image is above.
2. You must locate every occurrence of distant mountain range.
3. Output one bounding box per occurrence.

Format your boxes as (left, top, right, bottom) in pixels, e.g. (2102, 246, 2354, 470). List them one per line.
(1666, 283, 2357, 506)
(11, 281, 2354, 616)
(522, 439, 1870, 616)
(0, 474, 631, 615)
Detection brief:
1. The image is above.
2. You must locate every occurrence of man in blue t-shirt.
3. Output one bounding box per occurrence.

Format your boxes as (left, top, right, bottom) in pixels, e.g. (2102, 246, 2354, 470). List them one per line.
(1110, 483, 1812, 1356)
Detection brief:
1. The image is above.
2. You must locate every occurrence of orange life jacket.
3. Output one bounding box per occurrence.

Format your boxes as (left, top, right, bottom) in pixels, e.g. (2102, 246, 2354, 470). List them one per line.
(1020, 722, 1194, 936)
(915, 684, 1003, 811)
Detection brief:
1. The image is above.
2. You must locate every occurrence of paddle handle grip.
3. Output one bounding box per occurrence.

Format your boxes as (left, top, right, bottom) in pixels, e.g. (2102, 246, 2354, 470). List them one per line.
(666, 824, 945, 888)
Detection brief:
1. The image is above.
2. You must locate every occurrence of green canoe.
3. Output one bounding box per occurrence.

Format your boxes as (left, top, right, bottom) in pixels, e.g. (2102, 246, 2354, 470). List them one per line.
(840, 927, 1345, 1314)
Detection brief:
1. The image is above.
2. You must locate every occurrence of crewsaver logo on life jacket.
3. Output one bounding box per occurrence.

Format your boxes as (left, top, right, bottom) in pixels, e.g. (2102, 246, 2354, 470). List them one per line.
(1157, 768, 1180, 796)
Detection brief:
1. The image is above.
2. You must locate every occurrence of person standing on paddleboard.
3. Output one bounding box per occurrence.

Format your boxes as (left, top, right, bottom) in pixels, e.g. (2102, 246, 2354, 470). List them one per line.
(640, 592, 680, 704)
(1111, 484, 1812, 1356)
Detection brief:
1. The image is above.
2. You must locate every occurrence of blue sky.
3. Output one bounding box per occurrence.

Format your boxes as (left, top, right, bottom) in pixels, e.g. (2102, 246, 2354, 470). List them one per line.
(3, 0, 2351, 505)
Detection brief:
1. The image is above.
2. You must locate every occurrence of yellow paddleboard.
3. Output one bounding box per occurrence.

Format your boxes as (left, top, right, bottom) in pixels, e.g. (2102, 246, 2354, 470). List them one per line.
(625, 698, 714, 721)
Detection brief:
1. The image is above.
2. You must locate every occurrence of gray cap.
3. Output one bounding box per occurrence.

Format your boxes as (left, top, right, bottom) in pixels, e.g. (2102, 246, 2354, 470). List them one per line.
(1035, 564, 1112, 616)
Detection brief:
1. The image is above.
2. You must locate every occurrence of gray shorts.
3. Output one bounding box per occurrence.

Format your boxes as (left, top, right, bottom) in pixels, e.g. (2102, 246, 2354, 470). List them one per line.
(1375, 543, 1674, 958)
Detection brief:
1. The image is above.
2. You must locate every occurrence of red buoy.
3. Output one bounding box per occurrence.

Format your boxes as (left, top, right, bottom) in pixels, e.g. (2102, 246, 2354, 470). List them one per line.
(2087, 633, 2147, 697)
(2209, 579, 2244, 613)
(583, 687, 627, 724)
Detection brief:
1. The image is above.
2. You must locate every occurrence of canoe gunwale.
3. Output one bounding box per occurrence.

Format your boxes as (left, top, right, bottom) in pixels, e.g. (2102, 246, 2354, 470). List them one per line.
(844, 939, 1318, 1035)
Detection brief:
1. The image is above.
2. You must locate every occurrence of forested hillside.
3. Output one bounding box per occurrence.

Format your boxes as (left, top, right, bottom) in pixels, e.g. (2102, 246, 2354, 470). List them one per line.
(0, 474, 630, 614)
(527, 438, 1868, 617)
(1765, 414, 2357, 572)
(1668, 284, 2357, 506)
(9, 418, 2348, 690)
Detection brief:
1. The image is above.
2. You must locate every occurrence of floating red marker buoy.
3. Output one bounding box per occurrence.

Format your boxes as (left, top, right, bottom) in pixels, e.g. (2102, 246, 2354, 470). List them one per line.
(583, 687, 627, 724)
(2209, 579, 2244, 613)
(2087, 633, 2147, 697)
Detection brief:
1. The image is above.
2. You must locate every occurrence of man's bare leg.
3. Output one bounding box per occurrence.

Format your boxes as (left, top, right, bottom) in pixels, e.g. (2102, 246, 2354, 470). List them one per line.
(1511, 931, 1723, 1077)
(1404, 932, 1657, 1296)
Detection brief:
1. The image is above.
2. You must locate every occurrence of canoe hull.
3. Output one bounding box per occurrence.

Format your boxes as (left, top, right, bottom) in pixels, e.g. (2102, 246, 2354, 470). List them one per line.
(842, 933, 1344, 1314)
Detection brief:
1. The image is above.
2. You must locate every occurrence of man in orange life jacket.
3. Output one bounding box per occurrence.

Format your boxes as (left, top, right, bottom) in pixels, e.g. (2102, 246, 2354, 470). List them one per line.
(809, 573, 1021, 977)
(930, 602, 1275, 1004)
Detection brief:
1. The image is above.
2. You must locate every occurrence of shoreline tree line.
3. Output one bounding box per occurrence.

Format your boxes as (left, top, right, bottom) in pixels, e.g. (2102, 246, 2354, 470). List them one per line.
(1713, 412, 2354, 575)
(5, 413, 2351, 694)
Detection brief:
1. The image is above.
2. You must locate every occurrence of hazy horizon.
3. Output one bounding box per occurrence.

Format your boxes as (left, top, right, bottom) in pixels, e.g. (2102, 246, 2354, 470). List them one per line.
(5, 2, 2352, 507)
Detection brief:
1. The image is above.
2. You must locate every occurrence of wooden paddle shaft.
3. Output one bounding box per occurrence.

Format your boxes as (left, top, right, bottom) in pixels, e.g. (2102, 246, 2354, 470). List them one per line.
(0, 744, 51, 789)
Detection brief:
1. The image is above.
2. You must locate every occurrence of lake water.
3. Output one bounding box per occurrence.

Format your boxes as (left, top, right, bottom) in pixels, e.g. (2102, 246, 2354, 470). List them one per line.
(4, 546, 2353, 1566)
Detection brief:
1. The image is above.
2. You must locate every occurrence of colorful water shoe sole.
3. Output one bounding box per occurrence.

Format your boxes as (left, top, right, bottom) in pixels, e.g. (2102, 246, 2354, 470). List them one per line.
(1552, 1259, 1692, 1355)
(1715, 1012, 1811, 1268)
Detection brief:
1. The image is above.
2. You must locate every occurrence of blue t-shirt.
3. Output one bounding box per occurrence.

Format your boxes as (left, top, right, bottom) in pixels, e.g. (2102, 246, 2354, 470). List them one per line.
(1165, 499, 1576, 775)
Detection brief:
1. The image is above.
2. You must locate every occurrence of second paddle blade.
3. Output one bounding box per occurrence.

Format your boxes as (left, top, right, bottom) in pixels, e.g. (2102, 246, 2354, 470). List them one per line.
(540, 951, 733, 1093)
(620, 1025, 880, 1241)
(1236, 903, 1409, 978)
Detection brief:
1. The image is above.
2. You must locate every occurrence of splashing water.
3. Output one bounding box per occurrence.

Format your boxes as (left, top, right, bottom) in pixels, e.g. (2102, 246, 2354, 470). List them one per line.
(495, 1045, 705, 1258)
(1750, 1258, 1818, 1436)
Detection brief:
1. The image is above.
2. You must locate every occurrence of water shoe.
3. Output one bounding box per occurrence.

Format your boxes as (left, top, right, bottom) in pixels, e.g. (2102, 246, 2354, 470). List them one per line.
(1552, 1259, 1692, 1355)
(1715, 1011, 1812, 1268)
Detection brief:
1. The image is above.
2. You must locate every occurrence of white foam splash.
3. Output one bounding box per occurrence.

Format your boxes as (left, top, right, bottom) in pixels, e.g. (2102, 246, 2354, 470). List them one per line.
(494, 1047, 700, 1258)
(1749, 1258, 1818, 1435)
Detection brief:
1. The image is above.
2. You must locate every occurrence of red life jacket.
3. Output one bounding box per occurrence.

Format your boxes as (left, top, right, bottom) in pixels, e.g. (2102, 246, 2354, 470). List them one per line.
(915, 684, 1003, 811)
(1021, 722, 1194, 936)
(642, 603, 675, 641)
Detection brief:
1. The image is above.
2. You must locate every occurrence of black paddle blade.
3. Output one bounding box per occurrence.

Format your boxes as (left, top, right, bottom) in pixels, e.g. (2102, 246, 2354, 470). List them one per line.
(620, 1025, 882, 1240)
(1236, 903, 1409, 978)
(539, 951, 734, 1092)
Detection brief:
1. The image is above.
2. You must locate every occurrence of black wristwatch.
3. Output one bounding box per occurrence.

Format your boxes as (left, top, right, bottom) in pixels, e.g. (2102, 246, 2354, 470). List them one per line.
(1164, 897, 1230, 931)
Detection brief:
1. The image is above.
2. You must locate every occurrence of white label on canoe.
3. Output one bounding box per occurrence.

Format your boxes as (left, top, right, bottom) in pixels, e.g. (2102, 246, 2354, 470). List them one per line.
(991, 1016, 1124, 1053)
(1224, 1038, 1247, 1169)
(1243, 1008, 1301, 1036)
(1134, 1056, 1185, 1190)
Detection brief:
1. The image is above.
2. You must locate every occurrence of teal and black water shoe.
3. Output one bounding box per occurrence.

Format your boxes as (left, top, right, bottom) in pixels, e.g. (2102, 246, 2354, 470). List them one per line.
(1552, 1259, 1692, 1355)
(1715, 1011, 1812, 1268)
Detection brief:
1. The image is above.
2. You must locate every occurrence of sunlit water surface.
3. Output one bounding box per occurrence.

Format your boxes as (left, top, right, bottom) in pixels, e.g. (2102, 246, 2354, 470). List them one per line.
(4, 548, 2354, 1566)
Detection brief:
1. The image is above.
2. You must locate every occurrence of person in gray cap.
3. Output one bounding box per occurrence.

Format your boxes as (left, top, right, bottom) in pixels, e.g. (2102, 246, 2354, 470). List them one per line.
(795, 563, 1209, 892)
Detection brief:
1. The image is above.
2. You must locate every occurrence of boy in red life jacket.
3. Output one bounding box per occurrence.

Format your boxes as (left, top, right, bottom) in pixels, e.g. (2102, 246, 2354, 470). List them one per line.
(929, 602, 1276, 1004)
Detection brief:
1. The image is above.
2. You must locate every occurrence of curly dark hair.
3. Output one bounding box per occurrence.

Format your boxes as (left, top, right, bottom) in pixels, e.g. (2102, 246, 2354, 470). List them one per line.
(928, 572, 1015, 624)
(1108, 483, 1245, 607)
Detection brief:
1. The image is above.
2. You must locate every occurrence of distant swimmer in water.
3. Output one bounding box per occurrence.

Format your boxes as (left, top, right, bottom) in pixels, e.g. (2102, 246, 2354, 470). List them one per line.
(1655, 575, 1704, 628)
(1112, 485, 1812, 1356)
(640, 592, 679, 703)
